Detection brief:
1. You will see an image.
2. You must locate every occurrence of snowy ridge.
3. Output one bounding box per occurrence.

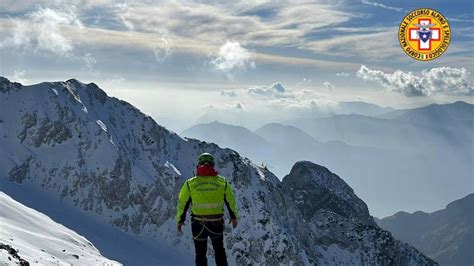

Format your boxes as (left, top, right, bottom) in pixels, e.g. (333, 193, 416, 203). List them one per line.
(0, 192, 119, 265)
(0, 77, 436, 265)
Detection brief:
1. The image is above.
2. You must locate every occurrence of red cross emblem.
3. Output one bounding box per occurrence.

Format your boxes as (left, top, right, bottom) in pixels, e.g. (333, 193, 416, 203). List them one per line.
(408, 18, 441, 51)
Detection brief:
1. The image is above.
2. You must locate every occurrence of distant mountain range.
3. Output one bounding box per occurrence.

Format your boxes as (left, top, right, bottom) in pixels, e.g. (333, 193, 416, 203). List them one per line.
(377, 194, 474, 266)
(196, 100, 395, 129)
(0, 77, 436, 265)
(338, 101, 394, 116)
(287, 101, 473, 153)
(182, 101, 474, 217)
(182, 121, 270, 161)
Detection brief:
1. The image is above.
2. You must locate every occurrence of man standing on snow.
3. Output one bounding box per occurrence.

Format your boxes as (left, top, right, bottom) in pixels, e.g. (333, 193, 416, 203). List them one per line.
(176, 153, 238, 266)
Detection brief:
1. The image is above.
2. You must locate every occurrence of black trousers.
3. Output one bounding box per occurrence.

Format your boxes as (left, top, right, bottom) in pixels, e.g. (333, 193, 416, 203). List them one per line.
(191, 218, 228, 266)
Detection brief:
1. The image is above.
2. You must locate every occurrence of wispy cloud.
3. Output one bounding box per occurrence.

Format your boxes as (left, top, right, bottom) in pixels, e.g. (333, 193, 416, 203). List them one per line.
(103, 2, 353, 47)
(360, 0, 405, 12)
(357, 65, 474, 96)
(82, 53, 97, 71)
(153, 32, 175, 62)
(1, 7, 83, 56)
(447, 17, 474, 23)
(114, 3, 135, 31)
(301, 30, 401, 61)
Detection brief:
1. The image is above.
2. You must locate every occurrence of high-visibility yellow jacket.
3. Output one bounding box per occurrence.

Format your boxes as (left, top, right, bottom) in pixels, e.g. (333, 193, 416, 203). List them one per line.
(175, 175, 238, 223)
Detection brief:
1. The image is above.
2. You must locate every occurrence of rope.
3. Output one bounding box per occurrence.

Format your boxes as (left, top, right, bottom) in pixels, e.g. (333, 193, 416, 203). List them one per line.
(193, 217, 223, 222)
(203, 222, 223, 235)
(192, 220, 223, 241)
(192, 221, 207, 241)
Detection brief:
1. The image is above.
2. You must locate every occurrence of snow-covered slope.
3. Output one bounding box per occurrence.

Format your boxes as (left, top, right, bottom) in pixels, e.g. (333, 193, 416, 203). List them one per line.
(0, 192, 119, 265)
(0, 77, 436, 265)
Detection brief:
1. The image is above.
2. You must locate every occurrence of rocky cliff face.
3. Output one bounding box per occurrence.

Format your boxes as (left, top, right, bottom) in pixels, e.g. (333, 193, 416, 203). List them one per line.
(283, 161, 437, 265)
(282, 161, 375, 226)
(0, 77, 436, 265)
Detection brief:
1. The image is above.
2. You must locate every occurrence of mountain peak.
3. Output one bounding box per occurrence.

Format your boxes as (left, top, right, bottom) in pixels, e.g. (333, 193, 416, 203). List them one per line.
(0, 76, 22, 93)
(254, 124, 317, 146)
(445, 193, 474, 212)
(0, 76, 10, 84)
(289, 160, 331, 175)
(282, 160, 376, 226)
(452, 100, 471, 107)
(65, 78, 82, 84)
(61, 79, 108, 105)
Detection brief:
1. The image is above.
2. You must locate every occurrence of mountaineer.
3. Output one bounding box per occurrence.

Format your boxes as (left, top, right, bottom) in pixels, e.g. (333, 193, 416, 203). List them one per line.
(176, 153, 238, 266)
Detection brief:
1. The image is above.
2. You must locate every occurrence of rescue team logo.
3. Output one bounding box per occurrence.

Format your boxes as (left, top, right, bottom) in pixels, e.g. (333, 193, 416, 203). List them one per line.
(399, 8, 451, 61)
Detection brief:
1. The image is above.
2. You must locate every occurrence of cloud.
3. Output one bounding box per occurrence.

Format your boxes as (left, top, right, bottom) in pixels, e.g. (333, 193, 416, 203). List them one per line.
(202, 102, 245, 111)
(0, 1, 364, 72)
(12, 70, 28, 84)
(2, 0, 471, 91)
(336, 72, 350, 77)
(221, 82, 336, 111)
(220, 90, 238, 97)
(298, 78, 312, 86)
(301, 30, 401, 61)
(357, 65, 474, 96)
(102, 1, 353, 47)
(199, 81, 347, 128)
(211, 41, 255, 77)
(1, 7, 82, 56)
(0, 0, 115, 13)
(82, 53, 97, 70)
(115, 3, 135, 31)
(1, 1, 354, 50)
(360, 0, 405, 12)
(247, 82, 292, 98)
(100, 75, 125, 90)
(324, 81, 335, 90)
(153, 32, 175, 62)
(447, 17, 474, 23)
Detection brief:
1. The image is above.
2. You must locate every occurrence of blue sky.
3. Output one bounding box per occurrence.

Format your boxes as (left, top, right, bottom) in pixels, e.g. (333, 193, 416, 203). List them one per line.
(0, 0, 473, 130)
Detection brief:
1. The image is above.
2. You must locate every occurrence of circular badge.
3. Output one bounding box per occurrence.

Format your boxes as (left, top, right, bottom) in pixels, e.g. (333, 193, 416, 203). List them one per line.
(398, 8, 451, 61)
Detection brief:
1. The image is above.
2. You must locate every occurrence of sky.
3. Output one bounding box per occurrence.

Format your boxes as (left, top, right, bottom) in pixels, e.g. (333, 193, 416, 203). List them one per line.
(0, 0, 473, 131)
